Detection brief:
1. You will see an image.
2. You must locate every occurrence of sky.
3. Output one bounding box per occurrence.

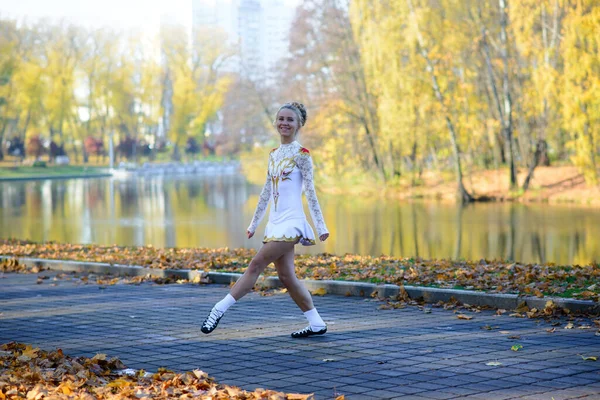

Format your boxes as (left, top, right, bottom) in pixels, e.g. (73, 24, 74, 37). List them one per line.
(0, 0, 302, 31)
(0, 0, 187, 31)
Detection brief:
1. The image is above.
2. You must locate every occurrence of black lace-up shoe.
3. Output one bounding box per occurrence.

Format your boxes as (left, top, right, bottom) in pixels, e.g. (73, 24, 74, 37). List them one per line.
(201, 308, 224, 334)
(291, 325, 327, 338)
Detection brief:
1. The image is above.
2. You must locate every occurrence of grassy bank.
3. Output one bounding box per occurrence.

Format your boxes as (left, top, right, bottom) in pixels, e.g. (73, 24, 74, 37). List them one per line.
(0, 164, 109, 179)
(1, 239, 599, 302)
(317, 166, 600, 206)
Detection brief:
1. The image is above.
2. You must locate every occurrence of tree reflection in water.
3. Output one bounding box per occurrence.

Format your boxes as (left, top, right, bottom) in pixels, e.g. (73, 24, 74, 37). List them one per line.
(0, 176, 599, 265)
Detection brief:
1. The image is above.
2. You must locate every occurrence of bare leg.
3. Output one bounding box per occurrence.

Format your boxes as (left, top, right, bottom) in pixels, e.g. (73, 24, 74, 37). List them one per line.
(274, 247, 314, 312)
(230, 241, 295, 300)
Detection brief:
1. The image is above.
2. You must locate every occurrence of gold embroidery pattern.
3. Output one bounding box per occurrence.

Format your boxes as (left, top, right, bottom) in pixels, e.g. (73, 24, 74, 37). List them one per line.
(263, 234, 316, 245)
(269, 156, 297, 212)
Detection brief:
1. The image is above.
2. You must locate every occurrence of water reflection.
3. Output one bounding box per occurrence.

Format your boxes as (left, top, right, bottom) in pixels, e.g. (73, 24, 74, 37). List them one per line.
(1, 176, 599, 265)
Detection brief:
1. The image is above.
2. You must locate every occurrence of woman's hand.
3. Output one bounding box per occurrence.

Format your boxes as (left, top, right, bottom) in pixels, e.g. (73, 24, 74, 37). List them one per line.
(319, 233, 329, 242)
(247, 231, 254, 239)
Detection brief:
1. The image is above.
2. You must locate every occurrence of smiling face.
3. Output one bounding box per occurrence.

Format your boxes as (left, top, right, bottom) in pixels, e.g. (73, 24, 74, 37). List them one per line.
(276, 108, 300, 140)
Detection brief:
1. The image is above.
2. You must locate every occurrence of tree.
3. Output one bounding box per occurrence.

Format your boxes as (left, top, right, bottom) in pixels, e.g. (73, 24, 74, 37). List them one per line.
(161, 25, 232, 160)
(561, 0, 600, 185)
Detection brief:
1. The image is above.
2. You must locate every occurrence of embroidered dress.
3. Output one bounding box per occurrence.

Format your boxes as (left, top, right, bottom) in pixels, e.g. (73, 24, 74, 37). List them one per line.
(247, 141, 328, 246)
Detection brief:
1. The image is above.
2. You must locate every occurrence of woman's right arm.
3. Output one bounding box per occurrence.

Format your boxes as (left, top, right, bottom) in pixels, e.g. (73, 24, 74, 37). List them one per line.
(247, 171, 272, 235)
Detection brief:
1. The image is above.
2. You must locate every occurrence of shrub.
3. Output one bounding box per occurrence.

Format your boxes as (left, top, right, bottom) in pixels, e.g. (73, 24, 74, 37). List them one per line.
(84, 136, 105, 156)
(185, 137, 201, 154)
(26, 136, 46, 158)
(7, 136, 25, 158)
(49, 141, 66, 159)
(117, 136, 136, 159)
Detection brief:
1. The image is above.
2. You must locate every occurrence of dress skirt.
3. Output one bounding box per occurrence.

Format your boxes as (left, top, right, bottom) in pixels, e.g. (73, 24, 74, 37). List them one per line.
(263, 217, 316, 246)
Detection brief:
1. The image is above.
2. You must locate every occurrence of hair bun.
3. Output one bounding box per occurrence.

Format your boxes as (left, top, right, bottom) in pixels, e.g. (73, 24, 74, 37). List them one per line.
(291, 102, 307, 126)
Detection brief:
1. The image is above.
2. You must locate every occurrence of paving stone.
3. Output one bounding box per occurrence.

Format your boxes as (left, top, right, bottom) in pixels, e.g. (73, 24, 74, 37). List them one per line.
(1, 272, 600, 400)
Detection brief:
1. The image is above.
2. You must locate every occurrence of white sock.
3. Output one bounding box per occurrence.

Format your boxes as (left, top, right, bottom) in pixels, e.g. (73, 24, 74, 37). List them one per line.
(214, 294, 236, 313)
(304, 308, 326, 330)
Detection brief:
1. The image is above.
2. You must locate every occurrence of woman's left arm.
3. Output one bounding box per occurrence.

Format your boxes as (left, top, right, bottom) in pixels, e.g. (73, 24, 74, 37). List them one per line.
(298, 150, 329, 240)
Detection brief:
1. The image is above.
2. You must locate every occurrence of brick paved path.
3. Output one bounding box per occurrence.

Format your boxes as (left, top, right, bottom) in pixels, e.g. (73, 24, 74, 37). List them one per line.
(1, 272, 599, 400)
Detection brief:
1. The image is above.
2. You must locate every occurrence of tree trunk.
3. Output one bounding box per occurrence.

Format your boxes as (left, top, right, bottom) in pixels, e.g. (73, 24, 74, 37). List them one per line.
(499, 0, 518, 190)
(522, 139, 545, 191)
(407, 0, 473, 203)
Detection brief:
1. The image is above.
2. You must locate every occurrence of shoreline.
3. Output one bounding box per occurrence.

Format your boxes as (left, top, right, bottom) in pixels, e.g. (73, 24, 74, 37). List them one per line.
(3, 164, 599, 207)
(0, 172, 113, 182)
(321, 166, 600, 206)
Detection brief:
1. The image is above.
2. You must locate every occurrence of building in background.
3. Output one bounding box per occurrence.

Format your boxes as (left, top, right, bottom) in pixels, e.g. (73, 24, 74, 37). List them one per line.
(191, 0, 297, 81)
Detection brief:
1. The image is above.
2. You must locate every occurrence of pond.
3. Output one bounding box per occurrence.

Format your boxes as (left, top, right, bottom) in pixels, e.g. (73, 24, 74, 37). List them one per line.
(1, 175, 598, 265)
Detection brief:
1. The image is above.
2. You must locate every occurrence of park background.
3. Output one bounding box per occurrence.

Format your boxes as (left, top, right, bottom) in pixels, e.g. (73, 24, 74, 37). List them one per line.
(1, 0, 600, 265)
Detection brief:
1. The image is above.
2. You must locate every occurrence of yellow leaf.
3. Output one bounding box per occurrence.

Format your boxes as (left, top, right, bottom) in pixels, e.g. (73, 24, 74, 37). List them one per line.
(225, 386, 242, 397)
(107, 378, 134, 388)
(457, 314, 473, 320)
(21, 345, 39, 360)
(511, 344, 523, 351)
(311, 288, 327, 296)
(287, 394, 314, 400)
(581, 355, 597, 361)
(58, 381, 75, 395)
(515, 301, 529, 313)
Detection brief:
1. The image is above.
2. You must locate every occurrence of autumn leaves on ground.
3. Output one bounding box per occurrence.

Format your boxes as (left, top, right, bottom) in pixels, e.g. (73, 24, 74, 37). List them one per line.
(2, 239, 599, 302)
(0, 342, 318, 400)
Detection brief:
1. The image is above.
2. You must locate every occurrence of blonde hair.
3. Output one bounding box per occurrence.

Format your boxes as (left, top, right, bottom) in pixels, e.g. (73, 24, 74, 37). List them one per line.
(274, 102, 307, 127)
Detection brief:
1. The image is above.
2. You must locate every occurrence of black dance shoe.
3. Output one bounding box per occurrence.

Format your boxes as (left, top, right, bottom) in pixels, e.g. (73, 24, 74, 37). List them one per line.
(291, 325, 327, 338)
(201, 308, 224, 334)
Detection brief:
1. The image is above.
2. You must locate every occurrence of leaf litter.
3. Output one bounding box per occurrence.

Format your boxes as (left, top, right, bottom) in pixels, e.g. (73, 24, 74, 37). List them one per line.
(2, 239, 599, 301)
(0, 342, 313, 399)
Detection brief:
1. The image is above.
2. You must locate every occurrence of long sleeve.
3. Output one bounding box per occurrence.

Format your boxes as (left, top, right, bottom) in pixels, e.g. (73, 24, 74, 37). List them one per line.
(247, 171, 272, 233)
(298, 152, 328, 237)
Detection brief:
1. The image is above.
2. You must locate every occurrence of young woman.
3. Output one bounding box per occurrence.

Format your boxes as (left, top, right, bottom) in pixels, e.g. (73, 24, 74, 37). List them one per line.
(201, 102, 330, 338)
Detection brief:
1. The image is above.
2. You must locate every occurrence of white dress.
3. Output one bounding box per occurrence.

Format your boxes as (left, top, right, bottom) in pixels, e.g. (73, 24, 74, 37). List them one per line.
(247, 141, 328, 246)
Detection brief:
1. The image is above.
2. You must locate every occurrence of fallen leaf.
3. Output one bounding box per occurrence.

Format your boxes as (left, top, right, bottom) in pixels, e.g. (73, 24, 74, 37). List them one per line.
(580, 355, 597, 361)
(508, 335, 521, 340)
(288, 395, 314, 400)
(481, 325, 497, 330)
(311, 288, 327, 296)
(485, 361, 502, 366)
(546, 328, 556, 333)
(511, 344, 523, 351)
(457, 314, 473, 320)
(515, 301, 530, 313)
(565, 323, 574, 329)
(21, 345, 39, 359)
(322, 359, 335, 362)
